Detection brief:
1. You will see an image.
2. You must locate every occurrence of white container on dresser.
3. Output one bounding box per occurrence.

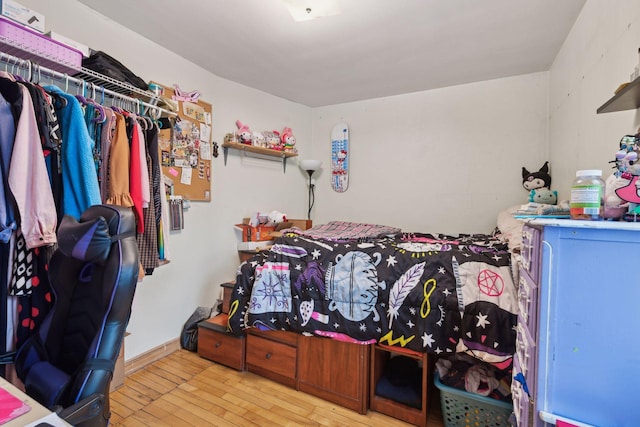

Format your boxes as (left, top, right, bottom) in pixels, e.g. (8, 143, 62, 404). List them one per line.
(513, 219, 640, 427)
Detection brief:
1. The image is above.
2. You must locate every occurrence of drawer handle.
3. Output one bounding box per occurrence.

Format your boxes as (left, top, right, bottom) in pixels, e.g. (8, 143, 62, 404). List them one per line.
(265, 352, 272, 359)
(215, 342, 221, 348)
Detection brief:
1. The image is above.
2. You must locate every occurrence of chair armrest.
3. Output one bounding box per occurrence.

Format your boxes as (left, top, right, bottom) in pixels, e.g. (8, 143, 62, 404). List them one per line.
(57, 393, 105, 425)
(0, 351, 16, 365)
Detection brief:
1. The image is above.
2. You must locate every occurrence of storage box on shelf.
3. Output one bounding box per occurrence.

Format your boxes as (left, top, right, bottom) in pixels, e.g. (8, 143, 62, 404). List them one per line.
(234, 221, 276, 243)
(369, 344, 431, 426)
(0, 16, 81, 74)
(235, 218, 312, 262)
(0, 0, 45, 32)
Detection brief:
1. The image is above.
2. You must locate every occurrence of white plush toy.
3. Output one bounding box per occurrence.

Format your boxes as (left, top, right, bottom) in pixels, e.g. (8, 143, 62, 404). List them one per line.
(248, 210, 287, 227)
(266, 210, 287, 227)
(251, 131, 266, 148)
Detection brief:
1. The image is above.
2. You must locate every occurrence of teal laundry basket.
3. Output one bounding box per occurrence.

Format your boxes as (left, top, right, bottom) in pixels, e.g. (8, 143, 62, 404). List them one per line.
(434, 373, 513, 427)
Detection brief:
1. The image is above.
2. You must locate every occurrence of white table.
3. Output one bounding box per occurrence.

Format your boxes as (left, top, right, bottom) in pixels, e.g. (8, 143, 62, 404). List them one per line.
(0, 376, 70, 426)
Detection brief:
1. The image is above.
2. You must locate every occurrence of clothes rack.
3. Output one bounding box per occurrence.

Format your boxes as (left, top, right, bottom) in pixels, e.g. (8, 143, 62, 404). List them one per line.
(0, 50, 176, 118)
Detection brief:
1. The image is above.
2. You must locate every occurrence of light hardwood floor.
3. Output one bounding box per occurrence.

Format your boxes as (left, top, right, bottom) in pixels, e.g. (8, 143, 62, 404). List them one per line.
(110, 349, 445, 427)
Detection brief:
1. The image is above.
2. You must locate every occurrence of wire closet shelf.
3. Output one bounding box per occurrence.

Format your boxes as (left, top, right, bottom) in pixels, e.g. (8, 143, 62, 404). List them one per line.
(0, 49, 176, 118)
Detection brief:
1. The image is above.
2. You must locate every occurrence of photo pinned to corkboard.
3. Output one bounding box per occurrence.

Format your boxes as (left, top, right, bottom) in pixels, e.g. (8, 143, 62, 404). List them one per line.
(154, 82, 213, 202)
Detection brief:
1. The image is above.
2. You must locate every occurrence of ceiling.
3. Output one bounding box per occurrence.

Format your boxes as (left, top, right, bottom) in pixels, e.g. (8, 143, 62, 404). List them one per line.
(76, 0, 586, 107)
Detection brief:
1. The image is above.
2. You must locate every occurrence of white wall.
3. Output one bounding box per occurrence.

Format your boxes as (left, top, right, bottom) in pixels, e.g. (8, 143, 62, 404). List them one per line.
(18, 0, 637, 362)
(18, 0, 313, 359)
(548, 0, 640, 198)
(310, 73, 550, 235)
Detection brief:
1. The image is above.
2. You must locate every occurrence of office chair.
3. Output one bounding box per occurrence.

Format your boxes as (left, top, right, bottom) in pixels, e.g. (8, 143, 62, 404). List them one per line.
(13, 204, 140, 426)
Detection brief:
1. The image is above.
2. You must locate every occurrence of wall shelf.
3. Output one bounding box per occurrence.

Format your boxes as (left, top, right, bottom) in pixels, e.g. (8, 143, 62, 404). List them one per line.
(597, 75, 640, 113)
(222, 141, 297, 173)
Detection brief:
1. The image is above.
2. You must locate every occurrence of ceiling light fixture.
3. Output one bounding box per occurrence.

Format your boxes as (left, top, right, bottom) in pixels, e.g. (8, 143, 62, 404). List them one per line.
(282, 0, 341, 22)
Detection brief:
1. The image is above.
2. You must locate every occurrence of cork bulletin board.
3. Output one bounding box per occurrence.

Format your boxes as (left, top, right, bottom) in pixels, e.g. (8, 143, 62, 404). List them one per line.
(155, 82, 213, 202)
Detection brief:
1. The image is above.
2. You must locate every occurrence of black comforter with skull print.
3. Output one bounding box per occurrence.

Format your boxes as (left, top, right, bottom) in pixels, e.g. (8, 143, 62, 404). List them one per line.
(228, 231, 517, 363)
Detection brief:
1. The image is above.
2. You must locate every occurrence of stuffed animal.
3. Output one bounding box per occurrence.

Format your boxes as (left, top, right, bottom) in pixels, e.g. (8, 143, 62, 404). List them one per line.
(529, 188, 558, 204)
(235, 120, 252, 145)
(611, 133, 640, 216)
(522, 161, 551, 191)
(280, 127, 297, 153)
(266, 210, 287, 227)
(264, 131, 282, 151)
(251, 131, 266, 148)
(522, 161, 557, 205)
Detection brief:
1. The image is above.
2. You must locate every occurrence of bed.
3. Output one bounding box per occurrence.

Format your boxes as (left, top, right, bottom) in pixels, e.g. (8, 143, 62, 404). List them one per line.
(227, 220, 519, 365)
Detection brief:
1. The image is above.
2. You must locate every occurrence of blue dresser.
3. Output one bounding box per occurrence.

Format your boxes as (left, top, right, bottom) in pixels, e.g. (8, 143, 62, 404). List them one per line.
(514, 220, 640, 427)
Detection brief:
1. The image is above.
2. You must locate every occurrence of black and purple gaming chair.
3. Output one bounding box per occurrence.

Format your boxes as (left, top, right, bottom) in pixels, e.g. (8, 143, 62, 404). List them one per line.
(14, 204, 139, 427)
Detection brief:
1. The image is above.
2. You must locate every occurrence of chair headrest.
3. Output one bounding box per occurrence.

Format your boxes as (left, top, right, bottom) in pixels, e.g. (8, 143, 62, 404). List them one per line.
(57, 215, 112, 264)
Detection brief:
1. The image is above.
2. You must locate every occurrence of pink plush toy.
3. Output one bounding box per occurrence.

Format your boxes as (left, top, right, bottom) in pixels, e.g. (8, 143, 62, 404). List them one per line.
(280, 127, 297, 153)
(235, 120, 252, 145)
(264, 130, 282, 151)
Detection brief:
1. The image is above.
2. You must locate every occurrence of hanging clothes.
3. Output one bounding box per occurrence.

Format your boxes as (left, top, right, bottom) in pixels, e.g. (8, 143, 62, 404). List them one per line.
(36, 87, 63, 223)
(138, 123, 159, 274)
(0, 90, 16, 368)
(98, 108, 116, 202)
(147, 121, 162, 239)
(134, 116, 151, 210)
(2, 76, 57, 249)
(14, 244, 54, 349)
(105, 112, 134, 207)
(44, 85, 101, 220)
(0, 91, 16, 243)
(126, 114, 145, 233)
(0, 74, 58, 353)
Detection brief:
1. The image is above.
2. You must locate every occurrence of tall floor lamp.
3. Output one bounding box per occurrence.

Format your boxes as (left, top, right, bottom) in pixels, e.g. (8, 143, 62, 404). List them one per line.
(299, 159, 322, 220)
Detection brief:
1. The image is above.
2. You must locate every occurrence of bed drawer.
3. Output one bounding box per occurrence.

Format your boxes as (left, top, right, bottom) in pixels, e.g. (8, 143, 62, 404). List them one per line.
(520, 225, 541, 283)
(246, 333, 297, 388)
(198, 316, 246, 371)
(518, 268, 539, 336)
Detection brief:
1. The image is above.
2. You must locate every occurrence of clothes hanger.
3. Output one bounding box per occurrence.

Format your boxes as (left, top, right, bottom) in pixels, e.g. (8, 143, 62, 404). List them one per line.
(31, 63, 40, 85)
(26, 60, 32, 83)
(87, 82, 106, 123)
(11, 59, 25, 82)
(110, 94, 124, 114)
(137, 100, 157, 130)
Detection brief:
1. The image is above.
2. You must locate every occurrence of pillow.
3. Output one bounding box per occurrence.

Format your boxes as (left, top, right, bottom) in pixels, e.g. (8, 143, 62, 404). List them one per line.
(496, 206, 524, 253)
(57, 215, 112, 264)
(299, 221, 401, 240)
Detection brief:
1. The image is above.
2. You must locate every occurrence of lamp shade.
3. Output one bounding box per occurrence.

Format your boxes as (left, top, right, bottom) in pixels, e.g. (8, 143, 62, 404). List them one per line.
(300, 159, 322, 172)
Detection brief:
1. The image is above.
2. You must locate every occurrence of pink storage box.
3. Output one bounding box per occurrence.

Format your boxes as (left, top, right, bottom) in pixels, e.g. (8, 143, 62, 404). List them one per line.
(0, 16, 82, 75)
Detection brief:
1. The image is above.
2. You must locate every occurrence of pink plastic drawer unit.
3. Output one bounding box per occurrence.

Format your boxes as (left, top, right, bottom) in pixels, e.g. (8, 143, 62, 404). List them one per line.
(0, 16, 82, 74)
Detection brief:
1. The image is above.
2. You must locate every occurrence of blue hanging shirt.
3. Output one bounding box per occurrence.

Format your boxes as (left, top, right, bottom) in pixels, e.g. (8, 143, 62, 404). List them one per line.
(45, 85, 101, 219)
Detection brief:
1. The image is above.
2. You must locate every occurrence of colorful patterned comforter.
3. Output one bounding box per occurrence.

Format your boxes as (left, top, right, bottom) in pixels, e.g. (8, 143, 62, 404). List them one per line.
(228, 231, 517, 363)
